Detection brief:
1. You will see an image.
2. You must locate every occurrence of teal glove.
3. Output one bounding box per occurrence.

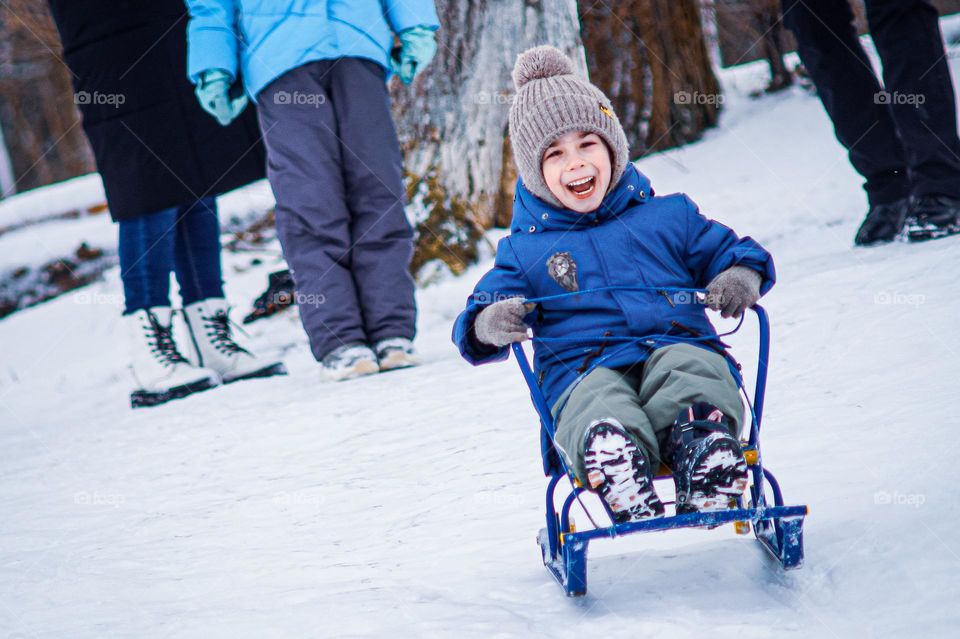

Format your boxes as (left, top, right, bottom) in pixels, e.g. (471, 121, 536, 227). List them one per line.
(390, 26, 437, 84)
(195, 69, 248, 126)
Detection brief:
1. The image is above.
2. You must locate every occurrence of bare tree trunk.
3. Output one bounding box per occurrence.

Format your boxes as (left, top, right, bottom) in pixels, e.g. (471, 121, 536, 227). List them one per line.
(390, 0, 584, 279)
(714, 0, 793, 91)
(580, 0, 721, 157)
(752, 0, 793, 92)
(0, 118, 13, 194)
(700, 0, 723, 71)
(0, 0, 94, 197)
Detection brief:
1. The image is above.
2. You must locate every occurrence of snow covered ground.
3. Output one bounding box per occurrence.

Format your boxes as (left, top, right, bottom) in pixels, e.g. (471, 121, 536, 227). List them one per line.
(2, 32, 960, 639)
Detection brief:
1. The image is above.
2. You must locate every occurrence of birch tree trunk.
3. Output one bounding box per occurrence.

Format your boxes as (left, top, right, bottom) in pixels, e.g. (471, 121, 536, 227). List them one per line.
(390, 0, 584, 280)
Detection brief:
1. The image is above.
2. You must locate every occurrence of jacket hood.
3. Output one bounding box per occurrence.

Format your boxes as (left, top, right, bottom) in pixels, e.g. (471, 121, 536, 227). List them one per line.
(510, 162, 653, 234)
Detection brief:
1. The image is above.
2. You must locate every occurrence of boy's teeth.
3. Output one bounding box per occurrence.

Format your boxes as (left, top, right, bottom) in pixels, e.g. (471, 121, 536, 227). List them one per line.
(567, 176, 595, 195)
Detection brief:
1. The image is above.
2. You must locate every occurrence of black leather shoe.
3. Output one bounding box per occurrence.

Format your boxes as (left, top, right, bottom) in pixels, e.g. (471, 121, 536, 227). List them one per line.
(905, 194, 960, 242)
(854, 198, 910, 246)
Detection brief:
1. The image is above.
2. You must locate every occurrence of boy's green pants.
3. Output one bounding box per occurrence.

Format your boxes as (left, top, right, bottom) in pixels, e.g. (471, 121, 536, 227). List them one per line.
(551, 343, 743, 483)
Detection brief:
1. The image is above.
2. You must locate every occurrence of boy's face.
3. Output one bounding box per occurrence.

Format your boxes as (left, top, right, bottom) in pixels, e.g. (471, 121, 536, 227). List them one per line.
(541, 131, 611, 213)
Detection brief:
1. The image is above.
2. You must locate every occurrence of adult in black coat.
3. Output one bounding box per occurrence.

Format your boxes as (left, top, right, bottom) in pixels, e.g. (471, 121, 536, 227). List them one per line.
(47, 0, 285, 408)
(782, 0, 960, 245)
(48, 0, 265, 220)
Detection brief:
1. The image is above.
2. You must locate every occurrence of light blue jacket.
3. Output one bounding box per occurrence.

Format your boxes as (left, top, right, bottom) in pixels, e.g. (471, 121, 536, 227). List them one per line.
(185, 0, 440, 97)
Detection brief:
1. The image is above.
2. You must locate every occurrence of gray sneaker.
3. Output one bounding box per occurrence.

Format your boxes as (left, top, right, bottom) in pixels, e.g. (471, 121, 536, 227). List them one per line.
(321, 342, 379, 381)
(374, 337, 420, 372)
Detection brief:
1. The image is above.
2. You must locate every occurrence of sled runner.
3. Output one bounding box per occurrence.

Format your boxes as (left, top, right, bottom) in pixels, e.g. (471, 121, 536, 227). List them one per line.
(512, 287, 807, 596)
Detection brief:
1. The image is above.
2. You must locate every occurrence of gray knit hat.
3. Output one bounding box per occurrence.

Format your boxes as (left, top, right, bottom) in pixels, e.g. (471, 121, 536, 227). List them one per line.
(508, 45, 630, 207)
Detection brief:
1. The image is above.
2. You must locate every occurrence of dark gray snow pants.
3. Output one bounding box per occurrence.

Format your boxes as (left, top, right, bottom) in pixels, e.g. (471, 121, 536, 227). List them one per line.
(257, 57, 417, 360)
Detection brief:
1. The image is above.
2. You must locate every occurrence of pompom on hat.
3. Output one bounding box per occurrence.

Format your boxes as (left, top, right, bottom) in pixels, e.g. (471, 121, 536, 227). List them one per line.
(508, 45, 630, 207)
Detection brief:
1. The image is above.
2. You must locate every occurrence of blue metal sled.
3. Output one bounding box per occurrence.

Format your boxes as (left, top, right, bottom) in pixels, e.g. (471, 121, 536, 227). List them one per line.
(512, 302, 807, 597)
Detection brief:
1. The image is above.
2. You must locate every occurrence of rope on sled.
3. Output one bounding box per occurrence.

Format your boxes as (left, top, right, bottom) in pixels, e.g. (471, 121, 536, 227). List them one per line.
(524, 284, 707, 305)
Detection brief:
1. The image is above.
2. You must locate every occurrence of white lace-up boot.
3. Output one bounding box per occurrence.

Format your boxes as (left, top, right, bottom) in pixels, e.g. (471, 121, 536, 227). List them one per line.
(182, 297, 287, 383)
(127, 307, 220, 408)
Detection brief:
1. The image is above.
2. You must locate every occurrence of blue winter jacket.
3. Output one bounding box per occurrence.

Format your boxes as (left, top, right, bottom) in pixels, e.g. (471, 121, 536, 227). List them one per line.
(185, 0, 440, 97)
(452, 164, 776, 410)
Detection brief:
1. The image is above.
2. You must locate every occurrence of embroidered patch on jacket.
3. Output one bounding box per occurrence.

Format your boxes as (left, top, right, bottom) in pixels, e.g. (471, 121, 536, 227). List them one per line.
(546, 252, 579, 292)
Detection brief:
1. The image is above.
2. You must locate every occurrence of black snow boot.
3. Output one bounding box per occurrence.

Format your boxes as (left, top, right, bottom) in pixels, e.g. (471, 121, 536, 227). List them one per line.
(243, 269, 296, 324)
(583, 419, 665, 523)
(905, 194, 960, 242)
(665, 403, 748, 515)
(854, 198, 910, 246)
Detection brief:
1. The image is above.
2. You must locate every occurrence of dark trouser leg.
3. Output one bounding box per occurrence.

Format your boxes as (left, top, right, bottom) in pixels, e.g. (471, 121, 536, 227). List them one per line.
(328, 58, 417, 343)
(118, 207, 177, 314)
(865, 0, 960, 199)
(782, 0, 910, 205)
(256, 61, 366, 360)
(173, 196, 225, 306)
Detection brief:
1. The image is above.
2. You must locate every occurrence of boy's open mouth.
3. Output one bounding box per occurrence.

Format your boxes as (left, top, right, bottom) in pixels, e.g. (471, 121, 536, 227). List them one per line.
(565, 175, 596, 199)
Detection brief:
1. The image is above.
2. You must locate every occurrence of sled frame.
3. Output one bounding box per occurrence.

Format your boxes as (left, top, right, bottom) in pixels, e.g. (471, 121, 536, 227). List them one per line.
(512, 304, 807, 597)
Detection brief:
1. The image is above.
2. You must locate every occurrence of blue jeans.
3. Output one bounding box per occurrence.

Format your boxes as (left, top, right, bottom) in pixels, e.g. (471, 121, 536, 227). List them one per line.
(118, 196, 224, 315)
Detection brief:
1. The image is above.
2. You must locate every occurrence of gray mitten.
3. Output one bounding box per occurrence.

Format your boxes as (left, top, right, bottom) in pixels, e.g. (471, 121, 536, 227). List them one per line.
(474, 298, 536, 347)
(706, 266, 763, 318)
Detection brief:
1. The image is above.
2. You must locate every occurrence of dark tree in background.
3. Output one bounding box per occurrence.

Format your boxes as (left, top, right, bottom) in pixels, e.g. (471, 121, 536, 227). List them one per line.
(579, 0, 721, 157)
(749, 0, 793, 92)
(0, 0, 93, 197)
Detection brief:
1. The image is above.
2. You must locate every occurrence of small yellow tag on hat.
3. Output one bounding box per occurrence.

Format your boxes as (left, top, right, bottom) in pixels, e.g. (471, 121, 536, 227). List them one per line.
(599, 104, 614, 118)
